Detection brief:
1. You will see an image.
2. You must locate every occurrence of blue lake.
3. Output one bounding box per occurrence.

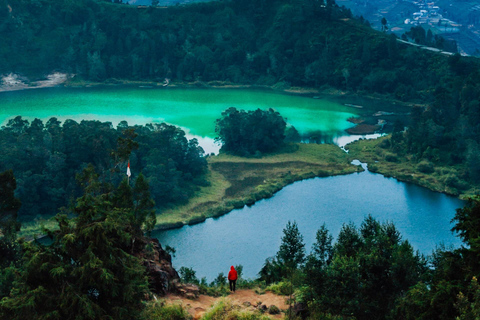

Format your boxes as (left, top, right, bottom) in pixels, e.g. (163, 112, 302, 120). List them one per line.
(154, 163, 464, 281)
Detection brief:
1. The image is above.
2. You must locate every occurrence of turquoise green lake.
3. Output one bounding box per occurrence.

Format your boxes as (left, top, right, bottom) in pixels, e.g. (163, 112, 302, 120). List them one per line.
(0, 87, 357, 150)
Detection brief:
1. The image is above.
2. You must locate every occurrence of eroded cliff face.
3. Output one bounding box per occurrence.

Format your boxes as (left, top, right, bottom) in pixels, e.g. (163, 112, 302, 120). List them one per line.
(138, 238, 180, 296)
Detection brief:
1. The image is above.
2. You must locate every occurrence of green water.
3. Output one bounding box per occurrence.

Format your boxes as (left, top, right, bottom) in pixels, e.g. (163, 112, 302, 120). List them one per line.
(0, 87, 357, 139)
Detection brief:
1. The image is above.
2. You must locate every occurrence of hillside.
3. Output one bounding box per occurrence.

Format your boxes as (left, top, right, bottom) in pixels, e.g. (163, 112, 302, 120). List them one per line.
(0, 0, 459, 101)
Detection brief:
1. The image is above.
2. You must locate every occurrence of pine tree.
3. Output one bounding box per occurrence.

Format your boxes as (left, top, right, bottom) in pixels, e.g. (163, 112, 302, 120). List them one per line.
(0, 170, 22, 300)
(277, 221, 305, 269)
(0, 165, 150, 320)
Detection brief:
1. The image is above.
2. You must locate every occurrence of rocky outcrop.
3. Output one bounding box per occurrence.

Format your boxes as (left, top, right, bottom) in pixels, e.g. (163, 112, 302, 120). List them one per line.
(171, 279, 200, 299)
(140, 238, 180, 296)
(138, 238, 201, 299)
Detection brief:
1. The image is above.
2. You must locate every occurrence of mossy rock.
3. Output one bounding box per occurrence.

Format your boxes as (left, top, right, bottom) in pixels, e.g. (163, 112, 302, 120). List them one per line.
(268, 305, 281, 315)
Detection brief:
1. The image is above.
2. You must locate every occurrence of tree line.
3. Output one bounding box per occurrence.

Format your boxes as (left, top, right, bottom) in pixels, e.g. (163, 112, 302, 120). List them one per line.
(259, 198, 480, 319)
(0, 116, 208, 221)
(3, 0, 480, 181)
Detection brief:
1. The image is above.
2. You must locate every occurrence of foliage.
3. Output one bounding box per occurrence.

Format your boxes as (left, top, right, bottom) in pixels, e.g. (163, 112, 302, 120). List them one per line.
(276, 221, 305, 270)
(215, 108, 287, 156)
(179, 266, 199, 285)
(258, 224, 306, 284)
(265, 281, 293, 296)
(141, 301, 192, 320)
(0, 170, 22, 300)
(0, 118, 208, 223)
(200, 298, 271, 320)
(3, 0, 480, 184)
(262, 216, 427, 320)
(0, 165, 153, 320)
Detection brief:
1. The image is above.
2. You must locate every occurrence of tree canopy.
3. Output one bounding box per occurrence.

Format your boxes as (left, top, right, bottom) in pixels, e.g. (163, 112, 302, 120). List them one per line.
(0, 117, 208, 222)
(215, 107, 287, 156)
(0, 165, 152, 320)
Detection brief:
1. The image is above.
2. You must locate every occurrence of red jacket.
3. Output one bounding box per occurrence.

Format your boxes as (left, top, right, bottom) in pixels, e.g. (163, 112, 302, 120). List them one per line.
(228, 266, 238, 281)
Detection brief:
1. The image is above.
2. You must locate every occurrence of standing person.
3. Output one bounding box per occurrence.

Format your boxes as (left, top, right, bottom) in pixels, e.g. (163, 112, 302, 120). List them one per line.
(228, 266, 238, 292)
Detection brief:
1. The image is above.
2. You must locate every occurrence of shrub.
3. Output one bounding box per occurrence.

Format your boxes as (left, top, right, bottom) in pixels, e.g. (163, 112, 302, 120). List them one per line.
(417, 160, 435, 174)
(385, 153, 398, 162)
(444, 174, 469, 190)
(379, 139, 391, 149)
(201, 299, 271, 320)
(268, 305, 281, 315)
(266, 281, 294, 296)
(179, 267, 199, 284)
(367, 164, 378, 172)
(141, 301, 191, 320)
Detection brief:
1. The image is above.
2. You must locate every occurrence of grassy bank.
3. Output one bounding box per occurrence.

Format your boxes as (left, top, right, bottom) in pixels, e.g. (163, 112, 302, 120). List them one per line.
(347, 136, 480, 199)
(155, 143, 360, 230)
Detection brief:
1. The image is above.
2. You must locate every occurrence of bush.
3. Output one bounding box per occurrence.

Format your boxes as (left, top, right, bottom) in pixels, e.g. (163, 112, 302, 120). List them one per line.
(179, 267, 199, 284)
(385, 153, 398, 162)
(417, 160, 435, 173)
(268, 305, 281, 315)
(266, 281, 294, 296)
(444, 174, 469, 190)
(379, 139, 391, 149)
(141, 301, 191, 320)
(201, 299, 271, 320)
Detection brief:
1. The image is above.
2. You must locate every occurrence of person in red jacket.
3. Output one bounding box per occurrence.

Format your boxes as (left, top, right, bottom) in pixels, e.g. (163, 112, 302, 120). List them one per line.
(228, 266, 238, 292)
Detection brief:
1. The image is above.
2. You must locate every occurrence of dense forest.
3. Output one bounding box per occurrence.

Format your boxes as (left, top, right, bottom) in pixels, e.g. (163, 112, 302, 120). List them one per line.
(2, 0, 480, 185)
(0, 117, 208, 221)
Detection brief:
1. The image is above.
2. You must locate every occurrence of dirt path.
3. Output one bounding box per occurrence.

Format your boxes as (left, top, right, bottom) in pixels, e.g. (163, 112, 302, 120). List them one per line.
(165, 289, 289, 319)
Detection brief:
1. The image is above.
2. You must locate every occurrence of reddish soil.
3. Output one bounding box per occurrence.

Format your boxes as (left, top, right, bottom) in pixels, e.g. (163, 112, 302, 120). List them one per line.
(166, 289, 289, 319)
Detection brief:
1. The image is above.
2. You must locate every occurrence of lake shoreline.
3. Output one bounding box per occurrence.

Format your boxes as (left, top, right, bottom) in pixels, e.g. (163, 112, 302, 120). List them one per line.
(153, 143, 361, 232)
(1, 74, 412, 136)
(1, 74, 414, 114)
(347, 136, 479, 200)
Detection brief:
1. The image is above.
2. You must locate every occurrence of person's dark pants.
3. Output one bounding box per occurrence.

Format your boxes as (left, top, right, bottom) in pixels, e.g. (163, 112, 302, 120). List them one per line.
(229, 280, 236, 292)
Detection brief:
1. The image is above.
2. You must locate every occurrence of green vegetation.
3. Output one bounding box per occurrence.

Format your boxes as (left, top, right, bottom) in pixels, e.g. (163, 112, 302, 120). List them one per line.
(2, 0, 480, 190)
(201, 298, 271, 320)
(0, 164, 157, 319)
(0, 117, 207, 225)
(347, 136, 480, 198)
(156, 143, 360, 229)
(0, 0, 460, 100)
(0, 170, 22, 299)
(3, 0, 480, 318)
(255, 199, 480, 319)
(215, 107, 289, 156)
(141, 301, 192, 320)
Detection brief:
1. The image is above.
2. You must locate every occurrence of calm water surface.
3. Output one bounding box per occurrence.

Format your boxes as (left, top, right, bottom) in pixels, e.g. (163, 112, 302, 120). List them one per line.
(0, 87, 358, 152)
(153, 163, 464, 281)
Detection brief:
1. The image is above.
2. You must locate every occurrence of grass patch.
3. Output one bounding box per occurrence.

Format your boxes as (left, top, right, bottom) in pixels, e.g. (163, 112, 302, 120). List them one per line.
(155, 143, 359, 230)
(141, 300, 191, 320)
(201, 298, 271, 320)
(347, 136, 480, 199)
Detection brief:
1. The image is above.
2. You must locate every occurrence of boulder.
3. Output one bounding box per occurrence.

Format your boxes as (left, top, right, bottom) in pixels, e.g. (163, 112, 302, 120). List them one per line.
(139, 238, 180, 296)
(268, 305, 280, 315)
(171, 279, 200, 299)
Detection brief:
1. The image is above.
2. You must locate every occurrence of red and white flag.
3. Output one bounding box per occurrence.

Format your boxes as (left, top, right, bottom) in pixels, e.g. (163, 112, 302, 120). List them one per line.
(127, 161, 131, 177)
